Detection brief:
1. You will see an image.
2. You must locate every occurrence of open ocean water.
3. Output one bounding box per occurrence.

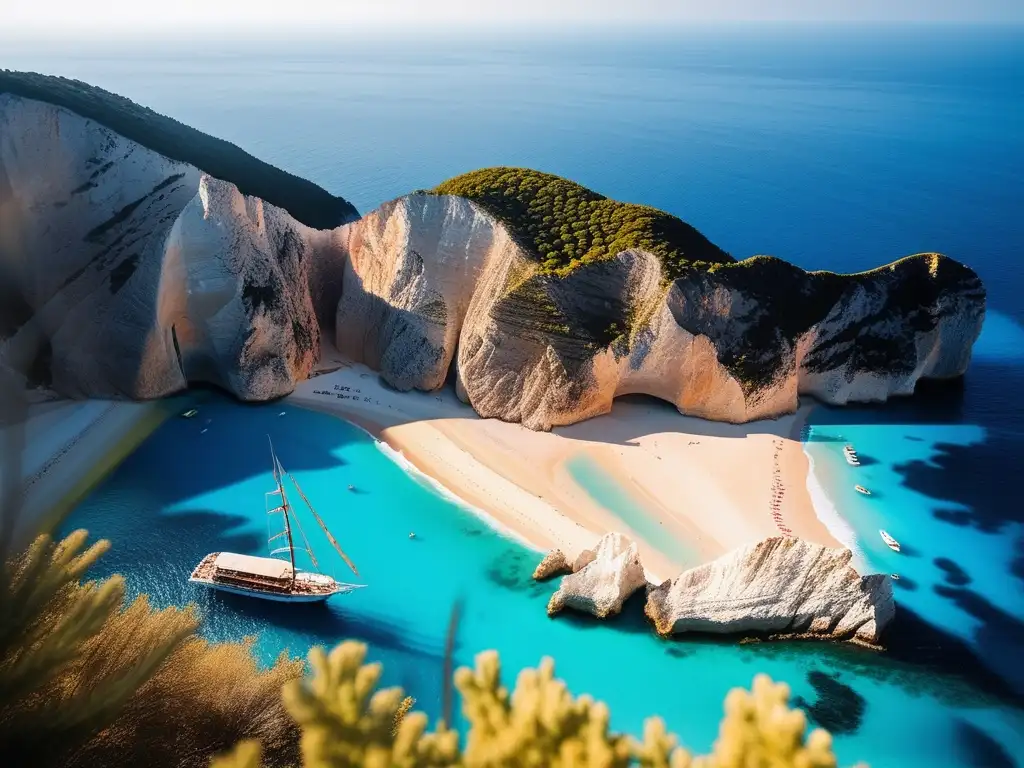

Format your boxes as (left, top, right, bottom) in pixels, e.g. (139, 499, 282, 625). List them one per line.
(6, 24, 1023, 766)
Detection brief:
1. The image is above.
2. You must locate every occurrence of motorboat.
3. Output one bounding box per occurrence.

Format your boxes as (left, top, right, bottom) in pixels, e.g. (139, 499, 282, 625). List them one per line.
(854, 485, 872, 496)
(181, 408, 199, 418)
(843, 445, 860, 466)
(879, 529, 901, 552)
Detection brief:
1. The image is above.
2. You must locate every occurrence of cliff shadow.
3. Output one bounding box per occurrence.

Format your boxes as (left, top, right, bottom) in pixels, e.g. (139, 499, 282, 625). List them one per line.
(58, 387, 364, 523)
(553, 393, 806, 447)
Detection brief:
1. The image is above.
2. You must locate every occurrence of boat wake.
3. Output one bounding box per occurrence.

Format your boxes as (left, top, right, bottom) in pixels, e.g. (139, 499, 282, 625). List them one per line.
(803, 446, 869, 570)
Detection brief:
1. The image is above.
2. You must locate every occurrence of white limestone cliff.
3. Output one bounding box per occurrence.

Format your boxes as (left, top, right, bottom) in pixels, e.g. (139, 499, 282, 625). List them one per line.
(0, 94, 344, 401)
(335, 196, 985, 429)
(644, 537, 895, 644)
(546, 532, 648, 619)
(2, 92, 986, 429)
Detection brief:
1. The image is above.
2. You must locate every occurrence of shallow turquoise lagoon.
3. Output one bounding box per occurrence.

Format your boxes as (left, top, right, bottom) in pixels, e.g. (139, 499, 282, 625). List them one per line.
(59, 397, 1024, 767)
(565, 454, 699, 568)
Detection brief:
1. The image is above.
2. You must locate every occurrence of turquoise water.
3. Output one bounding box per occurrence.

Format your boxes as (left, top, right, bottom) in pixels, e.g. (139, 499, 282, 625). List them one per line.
(13, 24, 1024, 765)
(565, 454, 699, 568)
(60, 397, 1024, 766)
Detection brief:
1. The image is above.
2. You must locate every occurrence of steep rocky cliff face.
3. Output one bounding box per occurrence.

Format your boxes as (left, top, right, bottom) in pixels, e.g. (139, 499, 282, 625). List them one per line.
(644, 537, 895, 643)
(1, 77, 986, 427)
(335, 194, 985, 428)
(0, 92, 350, 401)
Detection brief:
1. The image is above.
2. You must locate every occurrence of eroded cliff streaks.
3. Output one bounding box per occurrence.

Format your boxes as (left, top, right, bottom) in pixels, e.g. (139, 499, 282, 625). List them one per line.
(0, 94, 344, 402)
(337, 195, 985, 428)
(1, 86, 986, 428)
(645, 537, 895, 644)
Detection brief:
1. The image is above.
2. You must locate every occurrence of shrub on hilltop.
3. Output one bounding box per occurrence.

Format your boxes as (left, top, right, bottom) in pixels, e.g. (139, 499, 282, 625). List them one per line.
(432, 168, 733, 278)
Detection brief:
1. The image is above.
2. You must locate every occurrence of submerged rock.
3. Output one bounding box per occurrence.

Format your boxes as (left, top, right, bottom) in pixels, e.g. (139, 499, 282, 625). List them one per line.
(547, 533, 648, 619)
(645, 537, 895, 644)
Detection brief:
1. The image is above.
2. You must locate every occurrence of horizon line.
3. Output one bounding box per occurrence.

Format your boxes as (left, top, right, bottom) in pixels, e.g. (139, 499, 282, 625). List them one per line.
(3, 19, 1022, 38)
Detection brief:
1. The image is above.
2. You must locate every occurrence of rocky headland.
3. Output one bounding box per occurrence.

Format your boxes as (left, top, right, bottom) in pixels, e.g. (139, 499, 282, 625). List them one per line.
(1, 72, 986, 429)
(535, 534, 896, 646)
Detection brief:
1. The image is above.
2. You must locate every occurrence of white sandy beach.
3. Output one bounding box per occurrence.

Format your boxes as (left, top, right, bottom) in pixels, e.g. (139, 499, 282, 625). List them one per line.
(291, 352, 841, 581)
(0, 398, 168, 545)
(3, 353, 841, 580)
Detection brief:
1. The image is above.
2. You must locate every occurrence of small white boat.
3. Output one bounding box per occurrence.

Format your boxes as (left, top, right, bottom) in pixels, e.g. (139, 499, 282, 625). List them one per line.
(891, 573, 900, 580)
(843, 445, 860, 466)
(854, 485, 872, 496)
(181, 408, 199, 419)
(190, 437, 366, 603)
(879, 529, 901, 552)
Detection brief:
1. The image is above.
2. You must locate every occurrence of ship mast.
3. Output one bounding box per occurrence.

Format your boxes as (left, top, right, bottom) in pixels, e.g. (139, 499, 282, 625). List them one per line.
(268, 436, 297, 585)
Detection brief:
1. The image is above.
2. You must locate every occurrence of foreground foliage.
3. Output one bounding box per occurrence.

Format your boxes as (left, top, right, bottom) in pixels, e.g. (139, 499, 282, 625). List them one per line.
(0, 531, 301, 768)
(0, 528, 865, 767)
(432, 168, 732, 277)
(214, 641, 865, 768)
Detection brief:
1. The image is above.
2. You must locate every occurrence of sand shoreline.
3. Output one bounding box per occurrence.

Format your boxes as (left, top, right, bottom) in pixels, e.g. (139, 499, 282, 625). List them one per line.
(288, 361, 841, 581)
(4, 358, 843, 580)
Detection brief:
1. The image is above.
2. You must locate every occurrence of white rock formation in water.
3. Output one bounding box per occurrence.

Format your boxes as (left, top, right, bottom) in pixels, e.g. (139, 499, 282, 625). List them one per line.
(644, 537, 895, 644)
(2, 80, 987, 428)
(546, 532, 648, 619)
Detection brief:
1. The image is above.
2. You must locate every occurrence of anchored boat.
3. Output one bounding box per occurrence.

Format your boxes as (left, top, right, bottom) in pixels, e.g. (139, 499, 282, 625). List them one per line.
(843, 445, 860, 466)
(879, 529, 901, 553)
(190, 437, 365, 602)
(854, 485, 872, 496)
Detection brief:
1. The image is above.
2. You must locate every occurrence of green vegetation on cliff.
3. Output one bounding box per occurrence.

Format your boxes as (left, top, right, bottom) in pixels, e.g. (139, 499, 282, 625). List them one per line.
(671, 252, 984, 393)
(0, 70, 359, 229)
(432, 167, 733, 277)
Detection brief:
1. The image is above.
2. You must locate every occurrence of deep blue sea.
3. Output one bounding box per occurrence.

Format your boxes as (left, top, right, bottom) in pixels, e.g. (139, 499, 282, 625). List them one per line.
(6, 25, 1024, 767)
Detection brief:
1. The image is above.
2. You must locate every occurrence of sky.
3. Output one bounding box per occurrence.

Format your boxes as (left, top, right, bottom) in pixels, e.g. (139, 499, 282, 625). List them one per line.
(2, 0, 1022, 33)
